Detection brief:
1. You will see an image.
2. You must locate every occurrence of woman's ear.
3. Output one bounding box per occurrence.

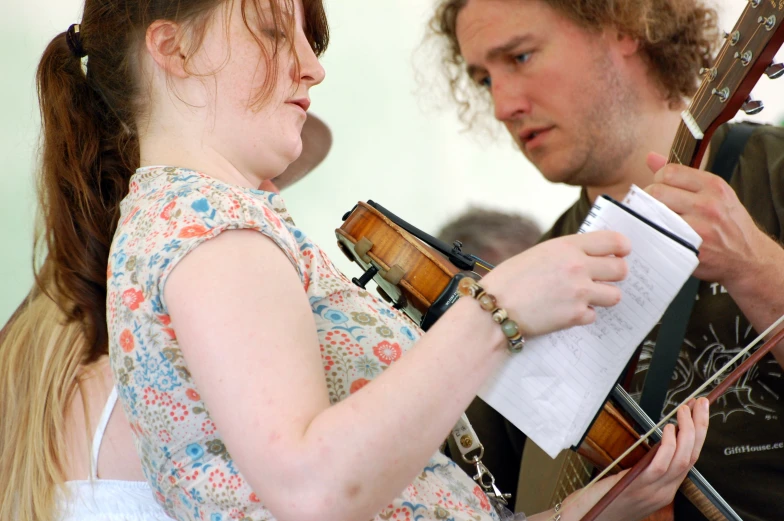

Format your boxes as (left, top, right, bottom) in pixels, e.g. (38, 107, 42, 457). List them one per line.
(145, 20, 190, 78)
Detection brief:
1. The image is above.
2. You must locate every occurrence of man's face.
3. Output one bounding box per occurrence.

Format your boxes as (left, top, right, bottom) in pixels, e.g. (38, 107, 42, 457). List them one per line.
(456, 0, 640, 187)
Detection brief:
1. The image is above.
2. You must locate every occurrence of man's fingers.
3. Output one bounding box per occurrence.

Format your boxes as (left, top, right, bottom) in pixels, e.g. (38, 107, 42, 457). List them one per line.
(646, 182, 704, 216)
(650, 162, 712, 193)
(646, 152, 668, 174)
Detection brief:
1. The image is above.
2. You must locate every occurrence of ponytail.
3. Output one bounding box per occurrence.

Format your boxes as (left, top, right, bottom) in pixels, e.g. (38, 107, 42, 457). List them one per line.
(35, 30, 138, 355)
(0, 28, 137, 521)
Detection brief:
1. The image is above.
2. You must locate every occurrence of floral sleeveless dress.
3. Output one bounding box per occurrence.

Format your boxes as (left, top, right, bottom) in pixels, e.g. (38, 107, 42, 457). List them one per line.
(107, 166, 498, 521)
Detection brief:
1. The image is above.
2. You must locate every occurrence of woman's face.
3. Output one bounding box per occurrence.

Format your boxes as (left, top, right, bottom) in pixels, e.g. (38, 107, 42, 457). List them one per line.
(189, 0, 325, 180)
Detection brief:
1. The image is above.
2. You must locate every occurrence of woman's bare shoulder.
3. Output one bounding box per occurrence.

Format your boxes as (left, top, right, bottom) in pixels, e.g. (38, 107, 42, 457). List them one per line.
(62, 356, 145, 482)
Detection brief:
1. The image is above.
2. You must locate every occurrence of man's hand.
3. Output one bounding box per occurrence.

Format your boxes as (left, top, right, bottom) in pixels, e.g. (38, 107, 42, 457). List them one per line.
(644, 152, 781, 290)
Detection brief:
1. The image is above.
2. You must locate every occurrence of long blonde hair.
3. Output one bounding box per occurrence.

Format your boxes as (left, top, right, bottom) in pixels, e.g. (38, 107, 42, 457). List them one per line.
(0, 280, 87, 521)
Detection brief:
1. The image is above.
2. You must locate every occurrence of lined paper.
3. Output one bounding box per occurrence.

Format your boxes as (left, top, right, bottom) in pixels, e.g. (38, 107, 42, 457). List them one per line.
(477, 187, 702, 458)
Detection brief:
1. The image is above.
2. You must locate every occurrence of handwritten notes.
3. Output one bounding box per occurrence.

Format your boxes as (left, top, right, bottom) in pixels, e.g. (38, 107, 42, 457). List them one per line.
(477, 187, 702, 458)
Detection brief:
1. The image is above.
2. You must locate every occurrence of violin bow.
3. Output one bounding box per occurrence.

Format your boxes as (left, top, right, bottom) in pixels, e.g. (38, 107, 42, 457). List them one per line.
(608, 385, 742, 521)
(577, 315, 784, 521)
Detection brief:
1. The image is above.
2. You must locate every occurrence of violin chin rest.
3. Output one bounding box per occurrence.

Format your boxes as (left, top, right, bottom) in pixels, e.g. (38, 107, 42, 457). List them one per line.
(381, 265, 405, 285)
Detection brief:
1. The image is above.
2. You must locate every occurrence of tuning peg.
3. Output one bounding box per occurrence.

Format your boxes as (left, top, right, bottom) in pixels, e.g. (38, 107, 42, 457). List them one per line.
(699, 67, 717, 81)
(742, 97, 764, 115)
(766, 63, 784, 79)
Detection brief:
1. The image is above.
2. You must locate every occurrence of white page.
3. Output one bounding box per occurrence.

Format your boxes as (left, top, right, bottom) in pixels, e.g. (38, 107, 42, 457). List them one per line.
(623, 185, 703, 250)
(478, 195, 700, 458)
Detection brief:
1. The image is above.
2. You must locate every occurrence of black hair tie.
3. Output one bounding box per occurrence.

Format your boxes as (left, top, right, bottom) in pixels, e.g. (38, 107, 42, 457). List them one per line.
(65, 24, 87, 58)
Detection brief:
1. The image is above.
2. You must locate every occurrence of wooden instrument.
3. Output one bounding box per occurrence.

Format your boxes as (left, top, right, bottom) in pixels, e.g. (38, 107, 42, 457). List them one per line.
(580, 327, 784, 521)
(336, 200, 491, 331)
(666, 0, 784, 171)
(335, 201, 737, 521)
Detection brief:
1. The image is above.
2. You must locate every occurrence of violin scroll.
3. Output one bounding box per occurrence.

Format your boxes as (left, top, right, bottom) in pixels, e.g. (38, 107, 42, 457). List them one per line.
(336, 201, 483, 330)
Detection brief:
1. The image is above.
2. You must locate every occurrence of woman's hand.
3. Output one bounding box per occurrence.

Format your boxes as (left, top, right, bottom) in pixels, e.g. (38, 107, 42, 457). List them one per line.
(481, 230, 631, 337)
(535, 397, 710, 521)
(604, 398, 710, 521)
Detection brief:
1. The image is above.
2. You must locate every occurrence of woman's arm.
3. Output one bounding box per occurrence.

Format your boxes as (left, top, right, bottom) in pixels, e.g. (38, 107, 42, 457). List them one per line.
(164, 229, 635, 521)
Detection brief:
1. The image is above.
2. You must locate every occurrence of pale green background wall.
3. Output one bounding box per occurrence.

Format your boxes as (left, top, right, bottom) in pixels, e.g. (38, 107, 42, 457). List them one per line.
(1, 0, 782, 324)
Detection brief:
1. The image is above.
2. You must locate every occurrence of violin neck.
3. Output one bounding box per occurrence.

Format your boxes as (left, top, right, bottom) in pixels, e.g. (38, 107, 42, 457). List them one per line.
(679, 478, 731, 521)
(607, 385, 742, 521)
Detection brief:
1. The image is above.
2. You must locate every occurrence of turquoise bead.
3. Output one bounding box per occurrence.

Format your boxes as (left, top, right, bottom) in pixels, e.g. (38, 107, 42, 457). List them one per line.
(501, 319, 520, 338)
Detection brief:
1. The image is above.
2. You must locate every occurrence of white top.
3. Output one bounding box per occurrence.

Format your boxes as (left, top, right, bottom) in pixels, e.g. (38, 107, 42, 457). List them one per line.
(59, 387, 172, 521)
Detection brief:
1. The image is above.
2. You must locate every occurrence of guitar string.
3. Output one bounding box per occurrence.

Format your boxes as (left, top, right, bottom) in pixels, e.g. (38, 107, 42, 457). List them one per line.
(555, 453, 592, 505)
(691, 17, 766, 129)
(668, 11, 736, 164)
(695, 22, 766, 128)
(549, 449, 595, 508)
(671, 5, 760, 165)
(675, 10, 772, 167)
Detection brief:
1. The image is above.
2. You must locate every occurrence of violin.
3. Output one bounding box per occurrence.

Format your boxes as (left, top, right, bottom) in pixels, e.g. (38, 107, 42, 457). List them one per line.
(335, 200, 738, 521)
(336, 200, 492, 330)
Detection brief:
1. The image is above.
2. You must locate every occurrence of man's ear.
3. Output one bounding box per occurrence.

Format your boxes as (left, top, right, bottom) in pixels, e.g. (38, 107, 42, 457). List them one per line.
(145, 20, 190, 79)
(613, 30, 640, 57)
(601, 27, 640, 58)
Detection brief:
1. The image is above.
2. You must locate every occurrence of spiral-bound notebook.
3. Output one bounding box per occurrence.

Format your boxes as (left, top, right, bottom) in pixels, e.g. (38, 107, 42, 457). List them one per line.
(477, 185, 702, 458)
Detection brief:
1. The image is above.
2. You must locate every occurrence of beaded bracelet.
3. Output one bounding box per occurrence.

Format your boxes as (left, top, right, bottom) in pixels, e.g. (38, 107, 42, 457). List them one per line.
(457, 277, 525, 353)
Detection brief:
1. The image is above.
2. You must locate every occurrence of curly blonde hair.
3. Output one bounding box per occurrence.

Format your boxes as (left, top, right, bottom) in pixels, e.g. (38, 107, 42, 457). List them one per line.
(429, 0, 720, 127)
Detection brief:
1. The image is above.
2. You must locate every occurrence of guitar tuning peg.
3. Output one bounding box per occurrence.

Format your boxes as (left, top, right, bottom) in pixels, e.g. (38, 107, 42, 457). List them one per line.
(766, 63, 784, 79)
(742, 97, 764, 115)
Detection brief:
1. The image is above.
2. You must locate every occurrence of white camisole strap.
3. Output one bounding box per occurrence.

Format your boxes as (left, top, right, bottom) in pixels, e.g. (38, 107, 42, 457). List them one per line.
(89, 386, 119, 480)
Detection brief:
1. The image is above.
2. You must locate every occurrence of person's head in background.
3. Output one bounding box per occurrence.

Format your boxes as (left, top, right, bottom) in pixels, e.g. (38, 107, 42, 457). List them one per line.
(437, 206, 542, 266)
(267, 113, 333, 192)
(0, 1, 328, 519)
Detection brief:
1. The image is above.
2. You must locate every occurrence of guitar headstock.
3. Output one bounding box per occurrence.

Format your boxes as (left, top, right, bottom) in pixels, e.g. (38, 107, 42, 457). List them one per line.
(688, 0, 784, 137)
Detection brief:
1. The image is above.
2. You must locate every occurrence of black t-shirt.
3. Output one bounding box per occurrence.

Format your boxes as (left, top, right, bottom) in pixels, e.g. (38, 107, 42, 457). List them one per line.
(540, 123, 784, 521)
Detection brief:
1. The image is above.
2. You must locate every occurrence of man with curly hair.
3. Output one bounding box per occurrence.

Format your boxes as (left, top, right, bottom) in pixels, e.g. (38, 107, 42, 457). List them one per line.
(429, 1, 784, 520)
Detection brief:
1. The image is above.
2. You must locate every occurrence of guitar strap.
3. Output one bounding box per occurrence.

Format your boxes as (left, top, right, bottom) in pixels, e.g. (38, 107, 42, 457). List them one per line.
(639, 122, 758, 420)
